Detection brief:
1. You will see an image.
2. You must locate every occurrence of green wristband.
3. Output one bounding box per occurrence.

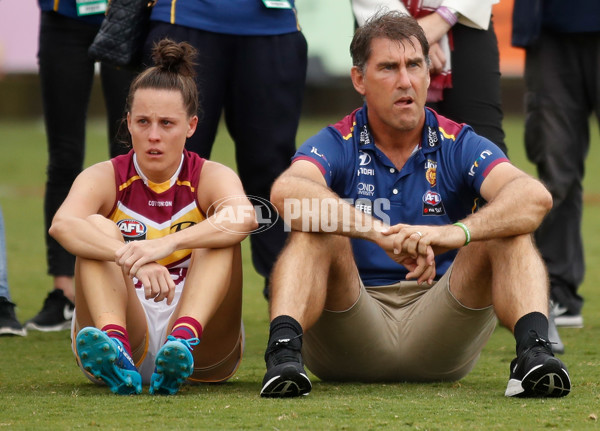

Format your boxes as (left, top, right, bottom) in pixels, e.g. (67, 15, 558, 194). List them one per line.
(453, 222, 471, 246)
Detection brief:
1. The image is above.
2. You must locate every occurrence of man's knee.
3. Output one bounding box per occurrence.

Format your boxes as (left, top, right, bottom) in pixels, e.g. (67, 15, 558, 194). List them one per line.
(453, 234, 541, 282)
(283, 231, 353, 262)
(485, 234, 539, 259)
(464, 234, 536, 259)
(287, 230, 349, 247)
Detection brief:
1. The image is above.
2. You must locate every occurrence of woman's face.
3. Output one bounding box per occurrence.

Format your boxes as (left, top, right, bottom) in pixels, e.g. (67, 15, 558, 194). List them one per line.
(127, 88, 197, 183)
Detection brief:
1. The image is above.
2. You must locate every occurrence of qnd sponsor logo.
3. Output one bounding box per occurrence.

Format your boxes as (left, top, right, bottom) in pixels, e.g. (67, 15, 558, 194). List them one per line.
(422, 190, 446, 216)
(357, 182, 375, 196)
(117, 219, 147, 241)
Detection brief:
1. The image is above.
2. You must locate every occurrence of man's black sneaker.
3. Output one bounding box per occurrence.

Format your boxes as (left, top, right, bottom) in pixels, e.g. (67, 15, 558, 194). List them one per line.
(25, 289, 74, 332)
(0, 297, 26, 336)
(505, 332, 571, 397)
(260, 336, 312, 398)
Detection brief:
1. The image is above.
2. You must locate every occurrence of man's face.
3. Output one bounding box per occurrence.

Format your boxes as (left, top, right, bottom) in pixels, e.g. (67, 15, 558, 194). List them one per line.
(352, 36, 430, 134)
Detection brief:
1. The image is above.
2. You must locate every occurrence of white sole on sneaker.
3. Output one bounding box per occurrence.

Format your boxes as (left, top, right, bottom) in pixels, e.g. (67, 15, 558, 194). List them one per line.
(261, 364, 312, 398)
(554, 315, 583, 328)
(0, 327, 27, 336)
(505, 361, 571, 398)
(25, 320, 71, 332)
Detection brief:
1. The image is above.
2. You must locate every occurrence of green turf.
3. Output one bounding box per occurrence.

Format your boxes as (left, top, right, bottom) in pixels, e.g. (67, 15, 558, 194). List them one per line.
(0, 115, 599, 430)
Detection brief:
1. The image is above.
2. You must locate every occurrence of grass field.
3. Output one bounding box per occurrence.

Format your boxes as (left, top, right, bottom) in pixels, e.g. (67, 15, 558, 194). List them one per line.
(0, 114, 599, 430)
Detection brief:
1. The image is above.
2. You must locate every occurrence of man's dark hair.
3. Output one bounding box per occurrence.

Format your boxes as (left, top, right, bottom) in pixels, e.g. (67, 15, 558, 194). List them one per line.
(350, 10, 430, 72)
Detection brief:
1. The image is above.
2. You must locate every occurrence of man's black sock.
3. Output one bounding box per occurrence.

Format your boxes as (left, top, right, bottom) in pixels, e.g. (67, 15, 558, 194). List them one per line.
(267, 315, 303, 353)
(514, 311, 549, 356)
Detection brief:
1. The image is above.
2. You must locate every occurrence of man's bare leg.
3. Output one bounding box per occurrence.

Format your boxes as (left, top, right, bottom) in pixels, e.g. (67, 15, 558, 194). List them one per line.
(261, 232, 360, 398)
(450, 234, 570, 397)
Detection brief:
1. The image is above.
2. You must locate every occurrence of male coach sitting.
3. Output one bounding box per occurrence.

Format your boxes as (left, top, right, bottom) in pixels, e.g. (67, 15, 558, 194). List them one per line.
(259, 11, 571, 399)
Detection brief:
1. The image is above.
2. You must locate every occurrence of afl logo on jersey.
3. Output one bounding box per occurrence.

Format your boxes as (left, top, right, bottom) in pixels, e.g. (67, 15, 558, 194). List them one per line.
(117, 219, 147, 241)
(423, 191, 441, 205)
(422, 191, 446, 216)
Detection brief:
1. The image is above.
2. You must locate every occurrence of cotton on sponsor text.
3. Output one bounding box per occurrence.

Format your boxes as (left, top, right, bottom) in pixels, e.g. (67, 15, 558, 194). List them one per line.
(148, 200, 173, 207)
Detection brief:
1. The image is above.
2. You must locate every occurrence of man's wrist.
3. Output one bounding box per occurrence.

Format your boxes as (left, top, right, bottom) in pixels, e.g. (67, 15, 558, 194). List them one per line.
(453, 222, 471, 246)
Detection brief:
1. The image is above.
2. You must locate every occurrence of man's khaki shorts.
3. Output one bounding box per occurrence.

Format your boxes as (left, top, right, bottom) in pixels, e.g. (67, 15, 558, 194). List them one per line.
(303, 266, 497, 382)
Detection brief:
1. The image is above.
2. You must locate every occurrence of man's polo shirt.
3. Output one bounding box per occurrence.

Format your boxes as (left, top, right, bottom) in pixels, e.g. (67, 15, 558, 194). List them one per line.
(293, 105, 509, 286)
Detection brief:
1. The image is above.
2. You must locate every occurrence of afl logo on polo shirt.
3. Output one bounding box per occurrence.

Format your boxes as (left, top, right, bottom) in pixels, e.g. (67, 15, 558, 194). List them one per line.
(117, 219, 147, 241)
(422, 190, 446, 216)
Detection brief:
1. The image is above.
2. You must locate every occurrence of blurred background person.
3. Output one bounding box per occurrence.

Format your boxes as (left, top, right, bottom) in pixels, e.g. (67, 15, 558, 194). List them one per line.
(352, 0, 507, 154)
(512, 0, 600, 329)
(142, 0, 308, 299)
(27, 0, 137, 331)
(0, 205, 26, 337)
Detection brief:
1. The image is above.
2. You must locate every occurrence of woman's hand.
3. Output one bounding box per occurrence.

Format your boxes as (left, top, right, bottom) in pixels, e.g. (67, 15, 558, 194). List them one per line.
(134, 262, 176, 305)
(115, 238, 176, 277)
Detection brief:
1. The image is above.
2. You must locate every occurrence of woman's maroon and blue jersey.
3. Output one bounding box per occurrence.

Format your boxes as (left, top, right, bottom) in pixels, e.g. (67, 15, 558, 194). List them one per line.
(108, 149, 206, 273)
(292, 105, 510, 286)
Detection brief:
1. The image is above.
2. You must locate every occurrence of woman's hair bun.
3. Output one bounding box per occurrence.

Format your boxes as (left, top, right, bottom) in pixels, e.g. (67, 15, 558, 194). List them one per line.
(151, 38, 197, 78)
